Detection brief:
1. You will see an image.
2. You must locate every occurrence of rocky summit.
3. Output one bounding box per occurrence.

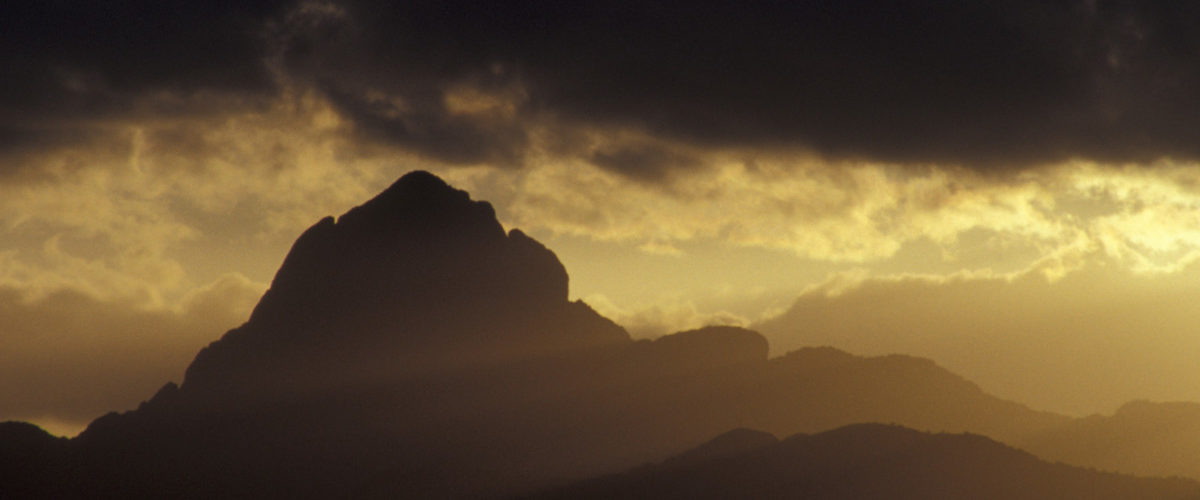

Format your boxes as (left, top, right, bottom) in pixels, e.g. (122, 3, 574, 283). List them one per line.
(182, 171, 629, 399)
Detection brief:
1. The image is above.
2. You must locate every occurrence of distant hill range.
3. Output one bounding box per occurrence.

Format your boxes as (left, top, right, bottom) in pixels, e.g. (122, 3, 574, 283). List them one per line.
(2, 171, 1198, 498)
(1019, 400, 1200, 479)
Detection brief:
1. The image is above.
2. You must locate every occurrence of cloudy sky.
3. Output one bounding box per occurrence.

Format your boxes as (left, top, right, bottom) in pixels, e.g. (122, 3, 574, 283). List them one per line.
(4, 0, 1200, 435)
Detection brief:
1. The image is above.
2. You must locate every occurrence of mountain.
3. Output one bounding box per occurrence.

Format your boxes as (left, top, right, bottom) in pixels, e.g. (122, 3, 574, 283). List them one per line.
(183, 170, 629, 400)
(0, 171, 1148, 498)
(529, 423, 1200, 500)
(57, 171, 641, 498)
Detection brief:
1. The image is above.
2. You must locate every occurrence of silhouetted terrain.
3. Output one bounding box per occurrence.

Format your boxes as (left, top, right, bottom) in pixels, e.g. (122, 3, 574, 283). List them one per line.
(530, 423, 1200, 500)
(0, 171, 1194, 498)
(0, 422, 69, 498)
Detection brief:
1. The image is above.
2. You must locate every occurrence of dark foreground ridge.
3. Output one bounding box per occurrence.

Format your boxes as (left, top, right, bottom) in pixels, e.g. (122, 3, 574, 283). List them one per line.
(0, 171, 1195, 499)
(530, 424, 1200, 500)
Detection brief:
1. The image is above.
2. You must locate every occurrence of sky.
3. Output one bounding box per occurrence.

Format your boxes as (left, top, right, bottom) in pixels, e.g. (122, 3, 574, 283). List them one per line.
(3, 0, 1200, 435)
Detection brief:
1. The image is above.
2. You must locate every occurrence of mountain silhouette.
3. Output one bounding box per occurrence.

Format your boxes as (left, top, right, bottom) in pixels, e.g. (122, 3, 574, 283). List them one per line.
(184, 170, 628, 400)
(0, 171, 1184, 498)
(529, 423, 1200, 500)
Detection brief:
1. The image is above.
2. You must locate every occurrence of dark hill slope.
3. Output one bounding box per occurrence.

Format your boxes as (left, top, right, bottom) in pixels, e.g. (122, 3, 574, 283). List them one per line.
(0, 422, 69, 499)
(531, 423, 1200, 500)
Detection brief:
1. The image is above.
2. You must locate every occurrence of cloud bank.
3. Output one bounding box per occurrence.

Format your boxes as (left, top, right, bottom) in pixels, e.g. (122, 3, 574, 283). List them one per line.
(5, 1, 1200, 179)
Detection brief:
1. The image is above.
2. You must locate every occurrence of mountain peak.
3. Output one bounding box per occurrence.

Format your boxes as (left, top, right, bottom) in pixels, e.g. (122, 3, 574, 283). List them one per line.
(334, 169, 505, 244)
(390, 169, 452, 192)
(343, 170, 487, 218)
(181, 170, 628, 394)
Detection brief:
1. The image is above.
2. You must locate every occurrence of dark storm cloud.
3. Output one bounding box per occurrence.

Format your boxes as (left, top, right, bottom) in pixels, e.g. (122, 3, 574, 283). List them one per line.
(267, 1, 537, 167)
(589, 142, 702, 183)
(4, 0, 1200, 176)
(280, 0, 1200, 171)
(0, 0, 287, 174)
(1, 1, 284, 113)
(321, 83, 531, 166)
